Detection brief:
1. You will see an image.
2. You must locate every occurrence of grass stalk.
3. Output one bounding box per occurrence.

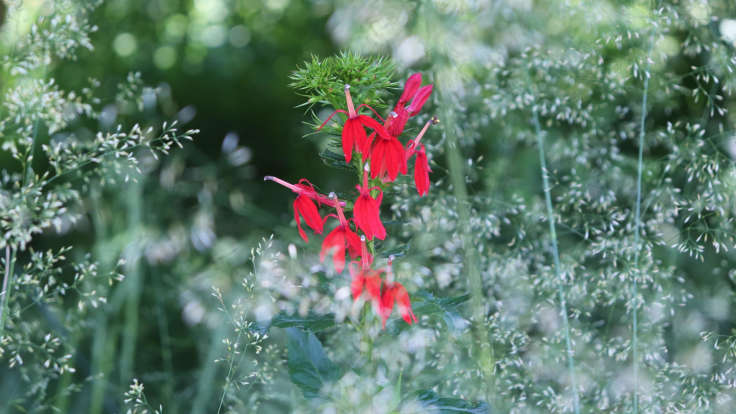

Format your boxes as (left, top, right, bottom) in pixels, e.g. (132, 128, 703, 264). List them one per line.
(632, 25, 656, 413)
(532, 111, 580, 414)
(1, 120, 40, 340)
(0, 247, 16, 341)
(439, 92, 495, 405)
(120, 180, 144, 384)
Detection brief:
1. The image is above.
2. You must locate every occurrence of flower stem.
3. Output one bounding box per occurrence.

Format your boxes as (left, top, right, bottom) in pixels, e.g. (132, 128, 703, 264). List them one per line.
(533, 111, 580, 414)
(0, 246, 16, 342)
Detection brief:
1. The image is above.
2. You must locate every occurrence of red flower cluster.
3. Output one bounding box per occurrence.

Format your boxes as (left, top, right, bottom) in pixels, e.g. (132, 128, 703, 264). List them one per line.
(266, 74, 436, 327)
(350, 238, 417, 328)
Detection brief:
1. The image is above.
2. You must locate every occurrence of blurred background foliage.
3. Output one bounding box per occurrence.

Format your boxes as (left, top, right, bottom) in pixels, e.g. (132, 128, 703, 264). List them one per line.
(4, 0, 736, 413)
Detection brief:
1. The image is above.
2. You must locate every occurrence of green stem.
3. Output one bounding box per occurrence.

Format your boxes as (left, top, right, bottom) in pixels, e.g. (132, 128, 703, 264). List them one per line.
(192, 322, 229, 414)
(632, 25, 656, 414)
(439, 94, 495, 404)
(632, 46, 652, 414)
(217, 330, 243, 414)
(0, 246, 16, 341)
(533, 111, 580, 414)
(120, 180, 143, 384)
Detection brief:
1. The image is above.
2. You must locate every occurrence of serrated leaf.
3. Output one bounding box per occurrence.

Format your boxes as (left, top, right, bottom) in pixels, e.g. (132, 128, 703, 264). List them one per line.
(270, 313, 336, 331)
(285, 327, 341, 399)
(414, 390, 490, 413)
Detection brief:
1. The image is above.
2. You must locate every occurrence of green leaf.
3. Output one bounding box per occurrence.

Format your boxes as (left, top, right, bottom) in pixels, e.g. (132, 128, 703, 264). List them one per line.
(289, 51, 397, 112)
(386, 291, 470, 334)
(270, 313, 336, 331)
(285, 327, 341, 399)
(414, 390, 490, 413)
(319, 148, 352, 171)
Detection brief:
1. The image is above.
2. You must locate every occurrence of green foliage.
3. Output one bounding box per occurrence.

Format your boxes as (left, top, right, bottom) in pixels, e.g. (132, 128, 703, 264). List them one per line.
(414, 389, 490, 413)
(271, 312, 337, 331)
(5, 0, 736, 413)
(290, 51, 397, 112)
(285, 327, 340, 399)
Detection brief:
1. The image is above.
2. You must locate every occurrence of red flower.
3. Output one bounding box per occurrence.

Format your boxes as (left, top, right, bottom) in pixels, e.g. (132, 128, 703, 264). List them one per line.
(407, 85, 433, 117)
(320, 193, 362, 273)
(387, 74, 434, 137)
(349, 237, 382, 304)
(379, 281, 417, 328)
(369, 113, 407, 182)
(353, 168, 386, 240)
(413, 145, 431, 196)
(398, 73, 422, 108)
(319, 85, 388, 164)
(406, 117, 438, 196)
(264, 176, 340, 241)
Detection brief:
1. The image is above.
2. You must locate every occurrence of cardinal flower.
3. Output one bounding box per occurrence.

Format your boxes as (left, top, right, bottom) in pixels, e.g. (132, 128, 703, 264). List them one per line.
(353, 167, 386, 240)
(349, 236, 382, 304)
(369, 112, 407, 182)
(387, 74, 434, 137)
(406, 117, 438, 196)
(264, 176, 341, 241)
(320, 193, 362, 273)
(378, 261, 417, 327)
(319, 85, 389, 164)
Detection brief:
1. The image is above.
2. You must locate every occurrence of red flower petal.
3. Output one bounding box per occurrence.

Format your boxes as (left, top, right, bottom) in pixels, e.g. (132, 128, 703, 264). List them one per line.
(365, 271, 382, 303)
(342, 118, 363, 163)
(370, 137, 407, 182)
(293, 195, 324, 242)
(398, 73, 422, 107)
(395, 283, 417, 324)
(353, 192, 386, 241)
(320, 225, 346, 273)
(408, 85, 433, 116)
(387, 109, 410, 137)
(414, 145, 431, 196)
(379, 285, 396, 328)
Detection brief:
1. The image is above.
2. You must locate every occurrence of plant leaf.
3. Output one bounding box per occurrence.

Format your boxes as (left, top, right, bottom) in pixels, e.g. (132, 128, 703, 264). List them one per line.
(414, 390, 490, 413)
(319, 148, 352, 170)
(270, 313, 336, 331)
(387, 290, 470, 333)
(285, 327, 340, 399)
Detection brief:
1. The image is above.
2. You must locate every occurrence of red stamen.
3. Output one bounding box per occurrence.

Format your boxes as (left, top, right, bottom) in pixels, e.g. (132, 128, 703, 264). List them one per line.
(360, 235, 370, 270)
(330, 192, 349, 226)
(356, 103, 385, 122)
(264, 175, 299, 192)
(265, 176, 344, 207)
(318, 109, 349, 130)
(407, 116, 438, 157)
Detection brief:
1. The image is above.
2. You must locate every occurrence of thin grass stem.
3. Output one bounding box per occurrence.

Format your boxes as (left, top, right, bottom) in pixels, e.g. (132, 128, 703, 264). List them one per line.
(0, 247, 16, 341)
(632, 23, 656, 414)
(533, 111, 580, 414)
(439, 90, 495, 406)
